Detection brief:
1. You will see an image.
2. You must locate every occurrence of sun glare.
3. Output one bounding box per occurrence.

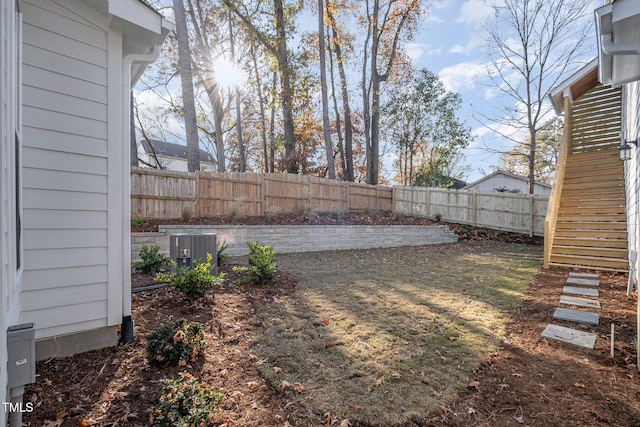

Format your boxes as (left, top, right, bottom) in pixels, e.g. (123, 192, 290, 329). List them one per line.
(212, 57, 245, 90)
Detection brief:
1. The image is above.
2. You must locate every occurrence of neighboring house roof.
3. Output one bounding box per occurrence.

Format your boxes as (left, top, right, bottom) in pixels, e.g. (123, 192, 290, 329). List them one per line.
(141, 139, 215, 164)
(549, 58, 599, 114)
(463, 170, 552, 191)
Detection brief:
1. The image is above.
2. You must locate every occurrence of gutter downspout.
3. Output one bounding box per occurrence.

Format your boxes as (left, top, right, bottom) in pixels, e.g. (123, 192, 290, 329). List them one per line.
(119, 45, 160, 345)
(601, 33, 640, 56)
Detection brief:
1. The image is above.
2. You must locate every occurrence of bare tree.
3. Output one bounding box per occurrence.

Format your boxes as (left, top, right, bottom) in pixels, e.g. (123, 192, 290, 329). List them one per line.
(318, 0, 336, 179)
(172, 0, 201, 172)
(484, 0, 590, 194)
(362, 0, 423, 185)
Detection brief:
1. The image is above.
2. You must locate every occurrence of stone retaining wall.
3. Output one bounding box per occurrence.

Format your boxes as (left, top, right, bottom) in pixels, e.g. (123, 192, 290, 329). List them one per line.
(131, 225, 458, 263)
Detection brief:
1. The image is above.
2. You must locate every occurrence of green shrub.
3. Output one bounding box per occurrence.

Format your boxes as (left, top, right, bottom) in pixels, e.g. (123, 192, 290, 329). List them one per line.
(217, 240, 229, 265)
(147, 318, 205, 365)
(134, 245, 169, 275)
(233, 242, 276, 284)
(149, 372, 224, 427)
(154, 272, 172, 284)
(478, 227, 489, 235)
(171, 253, 224, 299)
(132, 217, 145, 227)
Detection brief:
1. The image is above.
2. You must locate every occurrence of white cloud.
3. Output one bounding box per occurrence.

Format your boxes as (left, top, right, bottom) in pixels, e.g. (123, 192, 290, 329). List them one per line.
(434, 0, 454, 9)
(438, 61, 486, 92)
(456, 0, 494, 28)
(405, 43, 426, 61)
(449, 44, 467, 54)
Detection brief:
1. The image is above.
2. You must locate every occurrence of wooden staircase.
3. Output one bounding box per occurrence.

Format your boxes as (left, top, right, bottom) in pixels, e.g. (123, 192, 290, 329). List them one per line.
(545, 82, 628, 272)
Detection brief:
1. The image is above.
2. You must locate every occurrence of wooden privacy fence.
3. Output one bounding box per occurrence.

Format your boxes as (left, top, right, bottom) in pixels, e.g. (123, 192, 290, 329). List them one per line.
(131, 167, 393, 218)
(393, 187, 548, 236)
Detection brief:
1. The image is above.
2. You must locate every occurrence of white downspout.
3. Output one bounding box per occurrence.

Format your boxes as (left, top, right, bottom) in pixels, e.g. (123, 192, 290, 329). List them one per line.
(601, 33, 640, 56)
(119, 45, 160, 344)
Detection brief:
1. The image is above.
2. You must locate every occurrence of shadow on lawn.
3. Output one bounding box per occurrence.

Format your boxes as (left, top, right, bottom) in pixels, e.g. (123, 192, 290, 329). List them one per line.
(253, 241, 543, 426)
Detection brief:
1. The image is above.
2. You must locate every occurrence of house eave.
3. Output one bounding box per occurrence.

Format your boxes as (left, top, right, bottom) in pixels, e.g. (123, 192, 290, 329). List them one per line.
(549, 58, 599, 114)
(595, 0, 640, 87)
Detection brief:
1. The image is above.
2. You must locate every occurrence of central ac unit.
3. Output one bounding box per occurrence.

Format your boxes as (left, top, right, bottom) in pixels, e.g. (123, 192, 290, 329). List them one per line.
(169, 233, 217, 274)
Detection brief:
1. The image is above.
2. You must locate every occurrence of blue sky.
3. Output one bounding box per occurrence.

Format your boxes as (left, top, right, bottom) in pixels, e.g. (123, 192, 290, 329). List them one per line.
(403, 0, 602, 183)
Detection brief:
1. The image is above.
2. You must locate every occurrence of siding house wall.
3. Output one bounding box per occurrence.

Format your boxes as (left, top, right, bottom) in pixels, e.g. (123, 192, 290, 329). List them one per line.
(20, 0, 116, 341)
(464, 171, 552, 195)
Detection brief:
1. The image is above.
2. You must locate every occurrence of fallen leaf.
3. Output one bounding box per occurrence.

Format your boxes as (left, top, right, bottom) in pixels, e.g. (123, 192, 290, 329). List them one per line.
(512, 373, 523, 378)
(283, 422, 293, 427)
(44, 378, 53, 386)
(339, 419, 351, 427)
(574, 383, 585, 389)
(514, 415, 524, 424)
(322, 319, 330, 325)
(273, 366, 283, 376)
(468, 380, 480, 391)
(467, 407, 477, 415)
(439, 405, 450, 414)
(431, 390, 443, 397)
(499, 383, 510, 390)
(279, 380, 291, 392)
(294, 384, 306, 393)
(247, 381, 259, 391)
(43, 420, 63, 427)
(252, 401, 258, 410)
(324, 412, 333, 426)
(375, 376, 385, 387)
(76, 419, 90, 427)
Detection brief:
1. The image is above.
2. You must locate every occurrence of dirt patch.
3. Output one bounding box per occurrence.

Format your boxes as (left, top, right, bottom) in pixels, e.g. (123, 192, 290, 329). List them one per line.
(438, 267, 640, 427)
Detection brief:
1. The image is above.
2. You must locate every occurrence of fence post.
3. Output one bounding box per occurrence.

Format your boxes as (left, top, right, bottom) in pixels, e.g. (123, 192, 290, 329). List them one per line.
(426, 187, 431, 218)
(260, 175, 266, 216)
(472, 192, 477, 227)
(195, 171, 200, 217)
(529, 194, 534, 237)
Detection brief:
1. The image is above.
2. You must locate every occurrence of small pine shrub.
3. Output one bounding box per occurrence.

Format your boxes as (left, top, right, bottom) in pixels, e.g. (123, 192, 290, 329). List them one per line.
(147, 318, 205, 365)
(131, 217, 145, 227)
(149, 372, 224, 427)
(434, 213, 442, 223)
(233, 242, 276, 284)
(217, 240, 229, 265)
(134, 245, 169, 275)
(181, 204, 193, 222)
(170, 253, 224, 299)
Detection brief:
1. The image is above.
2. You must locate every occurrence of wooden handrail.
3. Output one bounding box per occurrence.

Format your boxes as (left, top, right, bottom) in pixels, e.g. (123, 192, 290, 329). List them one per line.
(544, 95, 572, 268)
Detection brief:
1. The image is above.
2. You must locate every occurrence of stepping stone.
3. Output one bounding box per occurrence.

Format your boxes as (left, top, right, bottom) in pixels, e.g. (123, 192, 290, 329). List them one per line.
(541, 324, 597, 349)
(563, 286, 599, 297)
(566, 277, 599, 287)
(559, 295, 601, 309)
(569, 272, 599, 279)
(553, 307, 599, 325)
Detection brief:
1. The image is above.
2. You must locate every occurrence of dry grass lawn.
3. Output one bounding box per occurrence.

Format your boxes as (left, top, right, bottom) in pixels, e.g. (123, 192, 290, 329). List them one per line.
(253, 241, 542, 425)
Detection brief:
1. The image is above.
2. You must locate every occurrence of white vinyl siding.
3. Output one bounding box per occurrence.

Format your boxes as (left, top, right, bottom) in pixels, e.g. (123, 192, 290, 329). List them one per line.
(20, 0, 111, 339)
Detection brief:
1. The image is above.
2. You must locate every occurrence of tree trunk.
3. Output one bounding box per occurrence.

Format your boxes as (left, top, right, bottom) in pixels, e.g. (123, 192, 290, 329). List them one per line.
(528, 127, 536, 194)
(327, 1, 353, 181)
(172, 0, 200, 172)
(318, 0, 336, 179)
(327, 28, 346, 177)
(229, 11, 246, 172)
(250, 42, 270, 173)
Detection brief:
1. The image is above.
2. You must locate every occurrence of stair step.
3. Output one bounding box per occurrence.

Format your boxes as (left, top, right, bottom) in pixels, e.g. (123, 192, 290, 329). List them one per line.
(560, 295, 601, 309)
(541, 324, 597, 349)
(551, 245, 628, 258)
(568, 272, 599, 278)
(562, 286, 599, 297)
(554, 229, 626, 239)
(550, 254, 628, 271)
(566, 277, 599, 286)
(553, 307, 599, 325)
(555, 221, 627, 231)
(550, 261, 626, 273)
(552, 238, 628, 249)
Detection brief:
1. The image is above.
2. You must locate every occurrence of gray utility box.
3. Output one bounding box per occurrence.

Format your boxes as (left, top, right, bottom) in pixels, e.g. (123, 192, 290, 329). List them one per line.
(7, 323, 35, 389)
(170, 234, 217, 274)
